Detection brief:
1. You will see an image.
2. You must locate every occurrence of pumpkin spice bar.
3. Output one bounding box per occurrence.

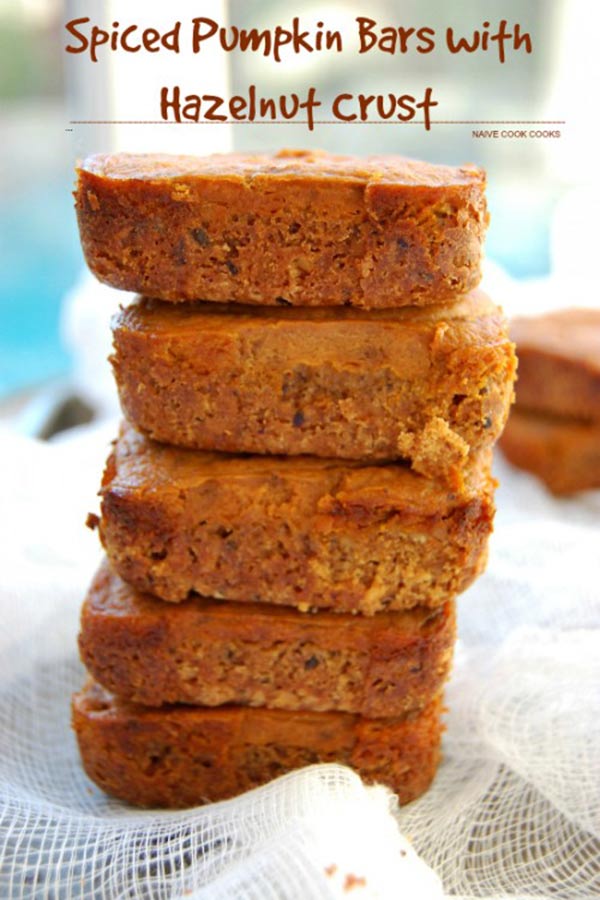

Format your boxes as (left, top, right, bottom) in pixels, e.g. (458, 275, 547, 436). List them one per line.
(95, 424, 495, 613)
(72, 680, 443, 808)
(510, 308, 600, 422)
(500, 308, 600, 494)
(500, 409, 600, 495)
(75, 148, 488, 308)
(111, 290, 516, 482)
(79, 561, 455, 716)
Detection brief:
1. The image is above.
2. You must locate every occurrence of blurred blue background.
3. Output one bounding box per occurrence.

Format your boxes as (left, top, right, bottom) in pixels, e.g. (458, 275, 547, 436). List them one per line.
(1, 179, 81, 395)
(1, 0, 82, 399)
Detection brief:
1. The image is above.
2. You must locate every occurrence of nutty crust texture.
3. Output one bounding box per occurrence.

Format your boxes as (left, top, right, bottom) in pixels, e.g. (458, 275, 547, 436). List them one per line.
(111, 290, 516, 482)
(79, 562, 456, 716)
(500, 410, 600, 495)
(75, 149, 488, 308)
(72, 680, 444, 808)
(98, 425, 495, 613)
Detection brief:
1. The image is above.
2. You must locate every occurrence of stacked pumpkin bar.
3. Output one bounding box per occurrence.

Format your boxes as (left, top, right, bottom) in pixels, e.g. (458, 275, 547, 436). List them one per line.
(500, 309, 600, 494)
(72, 149, 516, 808)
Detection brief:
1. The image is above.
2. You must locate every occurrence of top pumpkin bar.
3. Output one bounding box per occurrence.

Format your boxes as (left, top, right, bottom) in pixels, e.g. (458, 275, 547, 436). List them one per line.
(75, 149, 488, 308)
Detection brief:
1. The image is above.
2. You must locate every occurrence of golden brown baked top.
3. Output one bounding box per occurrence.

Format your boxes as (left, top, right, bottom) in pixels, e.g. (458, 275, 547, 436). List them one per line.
(118, 287, 500, 328)
(113, 288, 509, 389)
(85, 559, 453, 651)
(109, 422, 493, 520)
(81, 148, 485, 190)
(77, 677, 439, 733)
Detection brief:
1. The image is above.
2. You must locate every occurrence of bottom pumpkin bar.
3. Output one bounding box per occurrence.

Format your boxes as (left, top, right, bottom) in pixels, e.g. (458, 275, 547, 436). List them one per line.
(500, 408, 600, 495)
(72, 681, 444, 808)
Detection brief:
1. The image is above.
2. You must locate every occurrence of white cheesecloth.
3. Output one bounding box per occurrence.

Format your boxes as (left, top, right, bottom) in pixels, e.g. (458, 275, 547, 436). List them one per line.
(0, 421, 598, 899)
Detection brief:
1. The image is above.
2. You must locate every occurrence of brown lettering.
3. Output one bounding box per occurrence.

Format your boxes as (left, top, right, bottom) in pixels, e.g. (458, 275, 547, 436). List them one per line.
(331, 93, 356, 121)
(191, 17, 219, 53)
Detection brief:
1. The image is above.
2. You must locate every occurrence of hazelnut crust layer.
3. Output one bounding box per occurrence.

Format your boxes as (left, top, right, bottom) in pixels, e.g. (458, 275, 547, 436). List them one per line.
(79, 561, 455, 717)
(500, 409, 600, 495)
(75, 149, 488, 308)
(111, 290, 516, 482)
(511, 308, 600, 422)
(98, 425, 495, 614)
(72, 680, 444, 808)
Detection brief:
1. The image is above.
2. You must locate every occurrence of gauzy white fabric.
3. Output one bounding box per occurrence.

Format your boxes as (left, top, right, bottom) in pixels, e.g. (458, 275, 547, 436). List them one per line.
(0, 421, 598, 899)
